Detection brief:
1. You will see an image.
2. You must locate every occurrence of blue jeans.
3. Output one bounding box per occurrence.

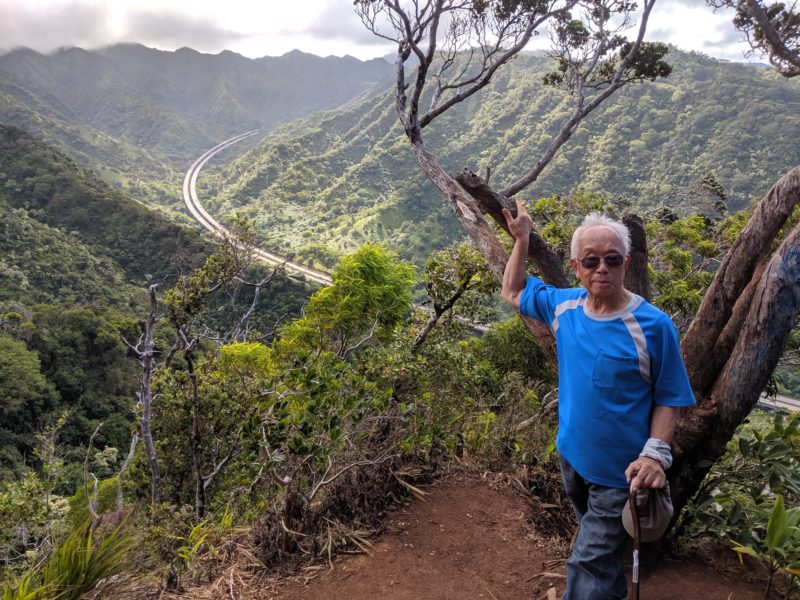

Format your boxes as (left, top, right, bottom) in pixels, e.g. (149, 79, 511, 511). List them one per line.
(560, 457, 630, 600)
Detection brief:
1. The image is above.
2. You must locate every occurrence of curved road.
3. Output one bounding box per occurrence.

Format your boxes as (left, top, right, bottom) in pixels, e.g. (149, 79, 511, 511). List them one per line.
(182, 131, 333, 286)
(182, 137, 800, 409)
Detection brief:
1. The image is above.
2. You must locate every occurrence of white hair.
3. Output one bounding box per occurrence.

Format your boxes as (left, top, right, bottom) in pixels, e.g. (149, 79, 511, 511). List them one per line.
(570, 213, 631, 258)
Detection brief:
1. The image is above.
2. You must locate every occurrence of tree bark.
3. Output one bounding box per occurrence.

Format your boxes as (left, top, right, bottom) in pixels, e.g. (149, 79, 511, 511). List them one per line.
(671, 221, 800, 512)
(184, 344, 205, 522)
(681, 165, 800, 397)
(411, 142, 558, 359)
(412, 143, 509, 281)
(623, 214, 650, 301)
(455, 168, 570, 287)
(708, 259, 768, 382)
(140, 285, 162, 505)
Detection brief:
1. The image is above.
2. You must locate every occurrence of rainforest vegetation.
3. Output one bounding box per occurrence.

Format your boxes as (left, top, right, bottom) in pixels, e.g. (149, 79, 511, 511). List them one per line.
(1, 0, 799, 596)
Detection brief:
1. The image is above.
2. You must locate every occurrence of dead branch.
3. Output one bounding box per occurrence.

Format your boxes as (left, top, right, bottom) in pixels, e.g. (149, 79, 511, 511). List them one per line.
(307, 451, 397, 504)
(83, 423, 103, 522)
(501, 0, 659, 197)
(117, 432, 139, 512)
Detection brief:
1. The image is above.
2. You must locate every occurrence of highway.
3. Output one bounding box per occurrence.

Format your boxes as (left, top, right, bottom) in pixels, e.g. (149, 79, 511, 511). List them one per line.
(758, 393, 800, 413)
(182, 138, 800, 394)
(182, 131, 333, 286)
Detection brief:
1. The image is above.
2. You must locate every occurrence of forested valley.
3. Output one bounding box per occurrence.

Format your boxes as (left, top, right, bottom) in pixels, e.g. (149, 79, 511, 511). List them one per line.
(1, 8, 800, 597)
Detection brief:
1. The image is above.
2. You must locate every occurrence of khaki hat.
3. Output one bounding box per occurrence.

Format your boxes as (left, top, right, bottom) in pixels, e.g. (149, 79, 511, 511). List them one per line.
(622, 483, 674, 542)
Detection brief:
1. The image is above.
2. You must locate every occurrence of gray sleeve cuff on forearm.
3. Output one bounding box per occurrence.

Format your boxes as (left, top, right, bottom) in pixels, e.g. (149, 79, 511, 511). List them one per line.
(639, 437, 672, 469)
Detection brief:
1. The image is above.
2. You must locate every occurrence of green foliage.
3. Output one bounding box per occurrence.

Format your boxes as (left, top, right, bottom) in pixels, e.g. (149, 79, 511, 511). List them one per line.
(0, 471, 68, 577)
(137, 246, 411, 514)
(26, 305, 139, 477)
(682, 411, 800, 594)
(0, 334, 58, 479)
(0, 199, 142, 310)
(646, 208, 749, 327)
(3, 522, 134, 600)
(33, 519, 133, 600)
(545, 38, 672, 89)
(216, 342, 277, 379)
(1, 569, 42, 600)
(164, 245, 243, 328)
(419, 242, 499, 329)
(731, 495, 800, 596)
(200, 50, 800, 269)
(65, 477, 120, 529)
(279, 244, 415, 358)
(0, 126, 209, 285)
(529, 190, 621, 258)
(366, 311, 554, 463)
(173, 508, 237, 580)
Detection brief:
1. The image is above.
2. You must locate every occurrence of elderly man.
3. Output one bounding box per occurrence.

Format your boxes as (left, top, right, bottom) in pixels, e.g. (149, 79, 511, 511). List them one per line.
(501, 202, 695, 600)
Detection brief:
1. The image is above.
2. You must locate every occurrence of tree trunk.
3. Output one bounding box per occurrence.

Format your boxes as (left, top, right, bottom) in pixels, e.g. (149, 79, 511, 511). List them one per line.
(412, 143, 508, 281)
(184, 346, 206, 521)
(671, 220, 800, 513)
(681, 166, 800, 397)
(410, 142, 558, 359)
(455, 168, 569, 287)
(623, 214, 650, 301)
(141, 285, 162, 505)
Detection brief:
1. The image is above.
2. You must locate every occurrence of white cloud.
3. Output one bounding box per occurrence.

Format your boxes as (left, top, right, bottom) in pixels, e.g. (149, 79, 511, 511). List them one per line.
(0, 0, 753, 62)
(122, 9, 248, 51)
(0, 1, 112, 52)
(647, 1, 751, 62)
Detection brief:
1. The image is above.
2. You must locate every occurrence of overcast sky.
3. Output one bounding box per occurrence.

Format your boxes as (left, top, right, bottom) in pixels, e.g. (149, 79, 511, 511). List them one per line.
(0, 0, 754, 63)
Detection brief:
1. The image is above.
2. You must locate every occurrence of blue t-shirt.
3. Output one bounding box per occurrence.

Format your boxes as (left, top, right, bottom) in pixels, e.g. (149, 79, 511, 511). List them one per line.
(519, 276, 695, 488)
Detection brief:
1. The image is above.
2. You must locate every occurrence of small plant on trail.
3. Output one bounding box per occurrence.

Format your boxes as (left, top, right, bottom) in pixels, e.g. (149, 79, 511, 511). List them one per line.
(1, 518, 133, 600)
(167, 508, 238, 585)
(731, 495, 800, 598)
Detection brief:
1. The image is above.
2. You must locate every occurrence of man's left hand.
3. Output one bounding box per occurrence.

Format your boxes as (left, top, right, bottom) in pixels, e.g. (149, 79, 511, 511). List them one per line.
(625, 456, 666, 491)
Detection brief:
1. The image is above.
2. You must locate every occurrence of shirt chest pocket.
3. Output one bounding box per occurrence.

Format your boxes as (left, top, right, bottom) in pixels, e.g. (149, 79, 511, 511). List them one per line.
(591, 351, 643, 393)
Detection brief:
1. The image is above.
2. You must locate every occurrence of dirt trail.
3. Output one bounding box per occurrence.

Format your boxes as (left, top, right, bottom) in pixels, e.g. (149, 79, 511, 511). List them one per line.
(261, 472, 766, 600)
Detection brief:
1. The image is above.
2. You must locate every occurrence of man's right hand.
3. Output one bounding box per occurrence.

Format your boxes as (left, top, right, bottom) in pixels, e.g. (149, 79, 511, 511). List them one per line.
(501, 200, 534, 241)
(500, 200, 534, 310)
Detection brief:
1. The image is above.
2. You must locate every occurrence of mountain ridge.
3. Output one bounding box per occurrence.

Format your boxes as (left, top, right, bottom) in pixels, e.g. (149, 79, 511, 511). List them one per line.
(198, 49, 800, 268)
(0, 43, 394, 206)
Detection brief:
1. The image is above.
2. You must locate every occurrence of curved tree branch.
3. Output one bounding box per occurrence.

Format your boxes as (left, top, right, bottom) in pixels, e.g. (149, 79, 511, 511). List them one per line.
(682, 164, 800, 397)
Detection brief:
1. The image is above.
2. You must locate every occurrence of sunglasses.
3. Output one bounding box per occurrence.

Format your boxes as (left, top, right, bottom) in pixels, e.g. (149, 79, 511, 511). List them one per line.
(577, 254, 625, 269)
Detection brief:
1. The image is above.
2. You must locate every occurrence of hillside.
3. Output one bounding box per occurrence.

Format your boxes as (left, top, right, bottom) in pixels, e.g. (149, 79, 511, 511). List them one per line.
(0, 125, 211, 288)
(0, 44, 393, 207)
(199, 49, 800, 268)
(0, 125, 316, 485)
(0, 198, 143, 310)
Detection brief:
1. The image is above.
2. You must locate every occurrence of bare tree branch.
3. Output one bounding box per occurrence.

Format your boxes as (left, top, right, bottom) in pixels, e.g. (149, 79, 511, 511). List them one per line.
(501, 0, 660, 197)
(307, 451, 396, 504)
(117, 432, 138, 512)
(83, 423, 103, 522)
(709, 0, 800, 77)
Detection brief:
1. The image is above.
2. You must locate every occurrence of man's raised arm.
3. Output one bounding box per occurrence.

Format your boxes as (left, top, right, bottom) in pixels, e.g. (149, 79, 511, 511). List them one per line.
(501, 200, 534, 310)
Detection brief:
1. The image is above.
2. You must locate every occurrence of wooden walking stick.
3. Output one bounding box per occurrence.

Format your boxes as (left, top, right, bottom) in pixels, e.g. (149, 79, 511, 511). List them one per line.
(628, 489, 641, 600)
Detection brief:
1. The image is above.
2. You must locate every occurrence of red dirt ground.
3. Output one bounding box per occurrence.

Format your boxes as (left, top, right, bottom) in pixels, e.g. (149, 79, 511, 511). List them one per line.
(256, 472, 770, 600)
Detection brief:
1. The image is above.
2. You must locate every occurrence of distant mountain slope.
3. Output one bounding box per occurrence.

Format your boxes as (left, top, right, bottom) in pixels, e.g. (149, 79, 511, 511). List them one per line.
(200, 49, 800, 268)
(0, 124, 315, 329)
(0, 195, 143, 309)
(0, 125, 210, 288)
(0, 44, 393, 205)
